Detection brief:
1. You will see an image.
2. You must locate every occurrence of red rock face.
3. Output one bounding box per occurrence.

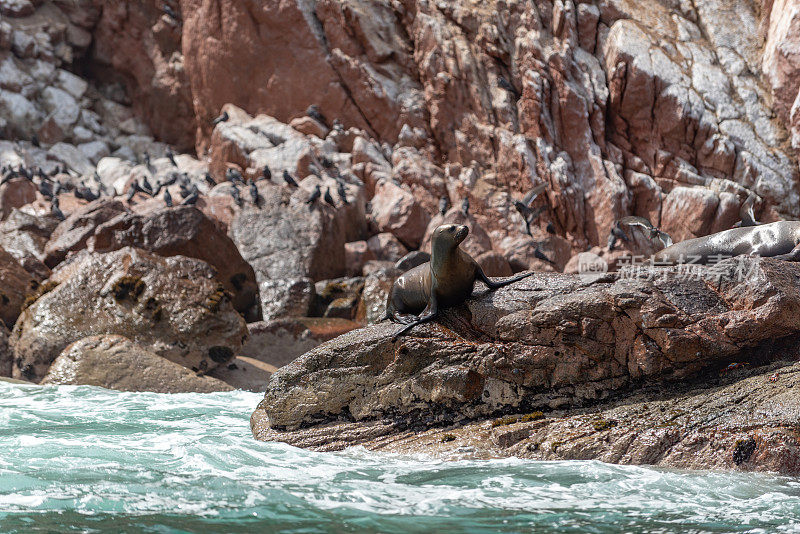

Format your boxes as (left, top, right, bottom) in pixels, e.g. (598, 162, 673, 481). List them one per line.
(82, 0, 800, 267)
(91, 0, 195, 149)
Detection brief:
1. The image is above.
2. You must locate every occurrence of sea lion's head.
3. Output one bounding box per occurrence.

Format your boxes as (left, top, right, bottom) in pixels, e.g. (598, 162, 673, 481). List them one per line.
(432, 224, 469, 252)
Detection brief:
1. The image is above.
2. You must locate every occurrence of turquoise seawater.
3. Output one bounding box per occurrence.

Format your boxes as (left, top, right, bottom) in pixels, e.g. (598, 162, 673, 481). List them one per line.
(1, 382, 800, 533)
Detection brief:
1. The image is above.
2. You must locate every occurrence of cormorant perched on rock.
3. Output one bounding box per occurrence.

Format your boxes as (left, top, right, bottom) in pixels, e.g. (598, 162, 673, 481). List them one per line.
(249, 180, 259, 204)
(162, 2, 180, 22)
(31, 134, 40, 148)
(461, 197, 470, 215)
(226, 168, 243, 184)
(498, 76, 517, 95)
(336, 180, 349, 205)
(306, 105, 328, 127)
(283, 170, 298, 187)
(179, 181, 190, 199)
(51, 197, 64, 221)
(546, 222, 556, 234)
(166, 148, 177, 167)
(230, 184, 243, 207)
(126, 182, 139, 202)
(438, 196, 449, 216)
(262, 165, 272, 181)
(323, 188, 336, 207)
(211, 111, 229, 126)
(533, 247, 554, 265)
(203, 172, 216, 187)
(182, 185, 199, 205)
(164, 188, 173, 207)
(141, 176, 153, 196)
(618, 216, 673, 248)
(306, 184, 321, 204)
(38, 180, 53, 199)
(75, 186, 99, 202)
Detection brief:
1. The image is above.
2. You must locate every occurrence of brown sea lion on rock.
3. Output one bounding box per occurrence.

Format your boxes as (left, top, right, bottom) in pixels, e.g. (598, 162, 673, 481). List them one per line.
(385, 224, 532, 339)
(653, 221, 800, 264)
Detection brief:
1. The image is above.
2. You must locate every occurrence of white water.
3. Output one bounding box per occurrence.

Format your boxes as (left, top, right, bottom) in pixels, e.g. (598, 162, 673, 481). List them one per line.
(1, 382, 799, 533)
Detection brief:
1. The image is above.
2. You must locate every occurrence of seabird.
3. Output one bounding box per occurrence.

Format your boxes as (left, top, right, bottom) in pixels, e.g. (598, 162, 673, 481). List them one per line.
(226, 168, 243, 184)
(249, 180, 259, 204)
(283, 170, 298, 187)
(337, 180, 349, 205)
(126, 182, 139, 202)
(306, 105, 328, 127)
(323, 188, 336, 207)
(262, 165, 272, 181)
(166, 148, 177, 167)
(438, 197, 449, 216)
(164, 188, 173, 207)
(211, 111, 229, 126)
(618, 216, 673, 248)
(306, 184, 321, 204)
(607, 221, 628, 251)
(230, 184, 243, 207)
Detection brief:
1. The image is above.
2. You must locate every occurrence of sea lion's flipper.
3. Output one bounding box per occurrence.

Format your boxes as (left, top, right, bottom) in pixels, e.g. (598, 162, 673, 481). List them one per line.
(391, 297, 439, 341)
(773, 242, 800, 261)
(477, 268, 532, 290)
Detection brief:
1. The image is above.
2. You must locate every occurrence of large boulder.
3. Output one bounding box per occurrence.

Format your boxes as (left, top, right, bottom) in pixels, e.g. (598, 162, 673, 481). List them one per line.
(0, 177, 37, 220)
(242, 317, 360, 368)
(11, 247, 247, 382)
(0, 209, 58, 280)
(43, 199, 128, 268)
(230, 181, 347, 319)
(88, 206, 260, 320)
(256, 257, 800, 430)
(42, 335, 234, 393)
(0, 245, 36, 329)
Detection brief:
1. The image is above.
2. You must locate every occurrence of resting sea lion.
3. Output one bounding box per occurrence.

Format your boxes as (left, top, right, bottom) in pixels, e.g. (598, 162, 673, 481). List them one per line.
(385, 224, 532, 339)
(653, 221, 800, 264)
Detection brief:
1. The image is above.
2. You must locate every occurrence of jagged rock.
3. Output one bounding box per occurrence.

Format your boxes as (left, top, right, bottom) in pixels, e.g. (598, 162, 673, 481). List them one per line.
(241, 317, 359, 368)
(344, 240, 375, 277)
(0, 322, 9, 376)
(366, 232, 408, 263)
(475, 250, 512, 277)
(11, 247, 247, 382)
(88, 206, 260, 320)
(370, 180, 429, 250)
(256, 258, 800, 430)
(258, 277, 315, 322)
(0, 244, 36, 328)
(43, 199, 128, 268)
(356, 264, 400, 324)
(252, 358, 800, 476)
(41, 335, 234, 393)
(229, 181, 347, 284)
(0, 177, 37, 220)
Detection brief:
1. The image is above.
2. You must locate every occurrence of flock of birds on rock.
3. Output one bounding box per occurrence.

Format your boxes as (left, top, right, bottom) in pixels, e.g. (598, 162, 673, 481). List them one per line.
(2, 95, 765, 269)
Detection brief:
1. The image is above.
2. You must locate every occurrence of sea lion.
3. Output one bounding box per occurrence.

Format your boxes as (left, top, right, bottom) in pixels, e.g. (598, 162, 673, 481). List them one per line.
(653, 221, 800, 264)
(385, 224, 532, 339)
